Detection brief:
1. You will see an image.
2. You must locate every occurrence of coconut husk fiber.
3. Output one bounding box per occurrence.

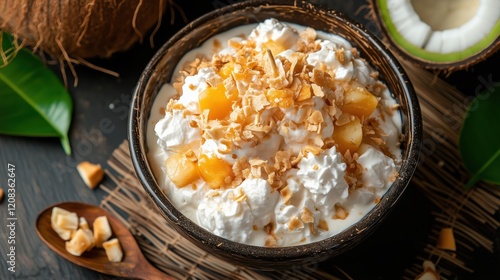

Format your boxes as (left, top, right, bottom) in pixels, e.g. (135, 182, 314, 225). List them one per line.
(0, 0, 168, 59)
(99, 60, 500, 279)
(0, 0, 176, 86)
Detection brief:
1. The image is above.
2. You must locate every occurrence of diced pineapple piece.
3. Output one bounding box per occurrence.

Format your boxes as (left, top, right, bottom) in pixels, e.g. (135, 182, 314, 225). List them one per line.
(199, 83, 235, 120)
(218, 62, 234, 79)
(266, 88, 294, 109)
(332, 117, 363, 154)
(198, 154, 234, 189)
(297, 84, 312, 101)
(165, 152, 199, 188)
(262, 40, 286, 56)
(436, 227, 456, 251)
(339, 86, 378, 119)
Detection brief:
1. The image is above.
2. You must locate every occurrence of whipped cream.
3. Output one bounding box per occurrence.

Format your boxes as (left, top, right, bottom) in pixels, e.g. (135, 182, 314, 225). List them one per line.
(357, 144, 398, 189)
(147, 19, 402, 247)
(154, 110, 201, 152)
(197, 188, 254, 243)
(297, 146, 349, 208)
(249, 18, 300, 51)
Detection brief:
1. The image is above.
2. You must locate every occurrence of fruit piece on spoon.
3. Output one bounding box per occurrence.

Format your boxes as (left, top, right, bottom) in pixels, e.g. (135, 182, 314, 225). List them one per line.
(36, 201, 171, 280)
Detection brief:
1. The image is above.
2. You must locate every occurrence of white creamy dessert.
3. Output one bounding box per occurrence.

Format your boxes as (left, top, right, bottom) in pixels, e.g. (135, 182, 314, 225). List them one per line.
(147, 19, 402, 247)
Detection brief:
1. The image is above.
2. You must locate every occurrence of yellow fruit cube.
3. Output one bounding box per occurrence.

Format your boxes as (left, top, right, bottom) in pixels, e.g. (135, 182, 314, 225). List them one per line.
(340, 86, 378, 119)
(165, 152, 199, 188)
(197, 154, 234, 189)
(199, 83, 235, 120)
(332, 117, 363, 154)
(266, 88, 294, 109)
(218, 62, 234, 79)
(262, 40, 286, 56)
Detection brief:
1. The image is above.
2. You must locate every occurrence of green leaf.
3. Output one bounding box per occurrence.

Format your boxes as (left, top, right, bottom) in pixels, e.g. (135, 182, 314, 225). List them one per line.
(0, 32, 72, 154)
(459, 86, 500, 189)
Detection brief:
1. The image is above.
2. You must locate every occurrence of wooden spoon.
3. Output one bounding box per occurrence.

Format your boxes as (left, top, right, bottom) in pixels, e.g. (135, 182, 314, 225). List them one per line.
(36, 201, 171, 280)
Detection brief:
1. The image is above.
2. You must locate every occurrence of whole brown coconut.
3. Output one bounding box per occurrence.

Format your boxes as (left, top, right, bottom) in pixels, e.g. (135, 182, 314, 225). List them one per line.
(0, 0, 169, 59)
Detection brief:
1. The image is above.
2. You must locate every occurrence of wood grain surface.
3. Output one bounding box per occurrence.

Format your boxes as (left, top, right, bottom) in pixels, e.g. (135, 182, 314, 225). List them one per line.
(0, 0, 498, 279)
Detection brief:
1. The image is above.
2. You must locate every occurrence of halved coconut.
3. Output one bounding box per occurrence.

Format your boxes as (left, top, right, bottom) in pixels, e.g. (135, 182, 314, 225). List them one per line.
(370, 0, 500, 70)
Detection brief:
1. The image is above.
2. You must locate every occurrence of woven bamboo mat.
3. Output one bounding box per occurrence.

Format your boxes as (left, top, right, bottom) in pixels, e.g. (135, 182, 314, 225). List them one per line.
(99, 60, 499, 279)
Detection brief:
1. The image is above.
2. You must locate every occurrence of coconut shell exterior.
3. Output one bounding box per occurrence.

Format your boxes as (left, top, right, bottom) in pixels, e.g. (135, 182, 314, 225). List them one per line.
(369, 0, 500, 71)
(0, 0, 168, 59)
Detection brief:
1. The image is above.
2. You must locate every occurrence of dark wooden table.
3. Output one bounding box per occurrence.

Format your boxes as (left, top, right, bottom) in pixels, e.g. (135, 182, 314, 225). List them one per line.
(1, 1, 498, 279)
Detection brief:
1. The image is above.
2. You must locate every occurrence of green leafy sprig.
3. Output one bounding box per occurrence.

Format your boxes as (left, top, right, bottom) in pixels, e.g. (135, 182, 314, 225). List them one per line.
(0, 32, 73, 154)
(459, 85, 500, 189)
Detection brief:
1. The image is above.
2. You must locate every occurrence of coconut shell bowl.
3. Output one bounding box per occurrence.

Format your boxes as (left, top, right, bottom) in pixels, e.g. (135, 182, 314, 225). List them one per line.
(129, 0, 422, 270)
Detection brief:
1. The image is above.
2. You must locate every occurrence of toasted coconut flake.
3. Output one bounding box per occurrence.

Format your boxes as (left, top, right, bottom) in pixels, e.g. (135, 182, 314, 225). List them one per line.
(206, 73, 223, 87)
(223, 77, 238, 98)
(300, 207, 314, 224)
(251, 94, 270, 111)
(311, 68, 333, 90)
(231, 188, 247, 202)
(297, 84, 312, 101)
(206, 190, 221, 198)
(311, 83, 325, 98)
(288, 216, 304, 231)
(307, 110, 324, 125)
(302, 145, 322, 156)
(300, 27, 317, 43)
(333, 204, 349, 220)
(327, 105, 337, 117)
(249, 159, 267, 178)
(264, 222, 274, 235)
(265, 49, 279, 78)
(335, 113, 353, 126)
(280, 186, 293, 205)
(265, 235, 278, 247)
(274, 151, 292, 172)
(308, 223, 316, 235)
(389, 171, 399, 183)
(335, 48, 346, 65)
(318, 220, 329, 231)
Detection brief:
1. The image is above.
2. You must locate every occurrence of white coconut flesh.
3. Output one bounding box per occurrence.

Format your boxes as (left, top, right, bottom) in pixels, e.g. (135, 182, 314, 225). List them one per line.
(380, 0, 500, 62)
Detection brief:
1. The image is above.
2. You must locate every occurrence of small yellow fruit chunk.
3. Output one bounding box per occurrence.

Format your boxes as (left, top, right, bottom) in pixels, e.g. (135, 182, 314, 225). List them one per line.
(262, 40, 286, 56)
(218, 62, 234, 79)
(297, 84, 312, 101)
(332, 117, 363, 154)
(165, 152, 199, 188)
(198, 154, 234, 189)
(340, 86, 378, 119)
(199, 83, 235, 120)
(436, 227, 456, 251)
(266, 88, 294, 109)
